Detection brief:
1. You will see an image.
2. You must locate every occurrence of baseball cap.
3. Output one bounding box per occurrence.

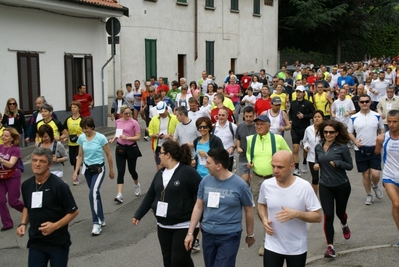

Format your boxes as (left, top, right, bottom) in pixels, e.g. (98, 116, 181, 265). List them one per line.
(156, 101, 167, 114)
(295, 86, 305, 92)
(271, 97, 282, 105)
(254, 115, 271, 123)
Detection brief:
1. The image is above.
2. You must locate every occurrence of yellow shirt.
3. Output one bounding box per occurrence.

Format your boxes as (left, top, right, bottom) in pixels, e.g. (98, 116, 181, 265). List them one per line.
(314, 92, 330, 116)
(64, 116, 82, 146)
(291, 91, 313, 103)
(270, 93, 288, 111)
(0, 126, 4, 145)
(211, 97, 235, 111)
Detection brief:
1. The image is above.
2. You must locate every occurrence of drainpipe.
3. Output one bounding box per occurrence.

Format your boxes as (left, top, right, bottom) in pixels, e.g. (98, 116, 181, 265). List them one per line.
(101, 55, 114, 127)
(195, 0, 198, 60)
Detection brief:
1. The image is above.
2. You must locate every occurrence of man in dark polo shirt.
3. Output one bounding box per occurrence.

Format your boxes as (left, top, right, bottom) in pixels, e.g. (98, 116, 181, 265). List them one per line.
(246, 115, 291, 256)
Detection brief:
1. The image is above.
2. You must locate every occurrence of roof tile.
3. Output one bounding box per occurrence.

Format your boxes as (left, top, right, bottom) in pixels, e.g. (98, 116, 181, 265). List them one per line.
(78, 0, 124, 9)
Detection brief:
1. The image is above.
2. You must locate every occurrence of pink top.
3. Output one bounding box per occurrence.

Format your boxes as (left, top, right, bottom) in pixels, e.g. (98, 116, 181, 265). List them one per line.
(0, 144, 21, 177)
(225, 84, 241, 103)
(115, 118, 140, 145)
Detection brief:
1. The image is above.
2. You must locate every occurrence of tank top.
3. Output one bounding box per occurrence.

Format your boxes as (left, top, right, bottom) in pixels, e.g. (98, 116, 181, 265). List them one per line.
(267, 110, 284, 135)
(382, 131, 399, 182)
(314, 92, 330, 115)
(133, 89, 142, 107)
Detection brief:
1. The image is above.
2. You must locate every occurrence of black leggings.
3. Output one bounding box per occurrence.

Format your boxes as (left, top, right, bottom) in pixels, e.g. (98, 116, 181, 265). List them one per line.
(263, 248, 307, 267)
(69, 145, 79, 169)
(228, 156, 234, 172)
(319, 182, 351, 244)
(157, 226, 199, 267)
(115, 146, 138, 184)
(308, 162, 319, 185)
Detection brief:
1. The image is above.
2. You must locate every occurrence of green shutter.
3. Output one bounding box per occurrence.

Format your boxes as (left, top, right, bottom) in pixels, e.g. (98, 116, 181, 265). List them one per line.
(253, 0, 260, 15)
(145, 39, 157, 81)
(205, 0, 214, 8)
(231, 0, 239, 11)
(206, 41, 215, 75)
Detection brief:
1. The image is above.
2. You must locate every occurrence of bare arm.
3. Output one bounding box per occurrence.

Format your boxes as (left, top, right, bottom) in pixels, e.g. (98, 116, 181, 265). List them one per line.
(1, 155, 18, 169)
(103, 143, 114, 179)
(258, 203, 274, 236)
(375, 133, 384, 155)
(243, 206, 255, 247)
(275, 206, 322, 223)
(16, 207, 29, 237)
(38, 209, 79, 236)
(184, 199, 204, 251)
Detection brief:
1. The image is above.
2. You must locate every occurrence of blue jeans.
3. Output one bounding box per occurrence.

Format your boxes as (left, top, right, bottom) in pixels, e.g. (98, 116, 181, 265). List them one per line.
(84, 166, 105, 224)
(28, 246, 69, 267)
(202, 229, 241, 267)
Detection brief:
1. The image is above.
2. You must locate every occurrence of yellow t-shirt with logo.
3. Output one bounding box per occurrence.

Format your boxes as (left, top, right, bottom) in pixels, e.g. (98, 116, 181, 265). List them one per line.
(314, 92, 330, 116)
(64, 116, 82, 146)
(270, 93, 288, 111)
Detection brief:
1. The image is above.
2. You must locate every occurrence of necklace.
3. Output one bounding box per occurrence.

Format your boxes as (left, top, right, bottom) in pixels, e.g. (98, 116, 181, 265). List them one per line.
(36, 182, 44, 192)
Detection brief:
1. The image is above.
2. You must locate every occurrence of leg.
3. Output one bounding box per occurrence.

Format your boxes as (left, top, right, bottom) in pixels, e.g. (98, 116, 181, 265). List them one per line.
(251, 174, 264, 218)
(292, 144, 300, 166)
(0, 182, 13, 228)
(334, 183, 351, 225)
(362, 169, 372, 195)
(319, 184, 336, 245)
(28, 247, 49, 267)
(48, 247, 69, 267)
(371, 169, 381, 188)
(384, 183, 399, 231)
(115, 148, 127, 194)
(285, 251, 307, 267)
(263, 248, 285, 267)
(170, 228, 199, 267)
(68, 145, 79, 170)
(157, 226, 173, 267)
(308, 162, 319, 196)
(6, 175, 24, 213)
(87, 168, 106, 224)
(213, 232, 241, 267)
(202, 230, 218, 267)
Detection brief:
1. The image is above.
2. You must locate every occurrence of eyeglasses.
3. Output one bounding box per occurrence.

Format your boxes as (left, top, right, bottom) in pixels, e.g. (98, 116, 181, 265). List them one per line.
(8, 103, 16, 106)
(197, 126, 209, 130)
(323, 130, 337, 135)
(359, 100, 370, 104)
(159, 151, 167, 155)
(123, 112, 131, 115)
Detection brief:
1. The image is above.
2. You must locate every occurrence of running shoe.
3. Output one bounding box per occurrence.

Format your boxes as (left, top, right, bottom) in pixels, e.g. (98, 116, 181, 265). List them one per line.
(293, 168, 301, 176)
(135, 183, 141, 197)
(73, 177, 80, 186)
(365, 194, 373, 205)
(258, 245, 264, 256)
(372, 185, 383, 199)
(192, 239, 200, 252)
(301, 163, 308, 173)
(114, 193, 123, 203)
(91, 224, 102, 236)
(144, 136, 150, 141)
(342, 224, 351, 240)
(324, 245, 336, 258)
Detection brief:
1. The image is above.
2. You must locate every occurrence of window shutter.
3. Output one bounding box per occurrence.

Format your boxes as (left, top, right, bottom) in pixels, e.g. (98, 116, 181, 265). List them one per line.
(85, 55, 94, 97)
(17, 52, 40, 114)
(64, 54, 74, 109)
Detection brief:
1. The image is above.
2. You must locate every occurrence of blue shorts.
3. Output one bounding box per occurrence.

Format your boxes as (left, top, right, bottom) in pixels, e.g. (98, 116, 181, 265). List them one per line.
(354, 150, 381, 172)
(382, 178, 399, 187)
(133, 106, 141, 111)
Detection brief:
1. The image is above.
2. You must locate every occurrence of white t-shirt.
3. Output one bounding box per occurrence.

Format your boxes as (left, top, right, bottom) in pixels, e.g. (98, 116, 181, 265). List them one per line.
(370, 79, 389, 102)
(331, 98, 355, 127)
(149, 106, 173, 119)
(258, 177, 321, 255)
(251, 82, 263, 93)
(188, 109, 210, 123)
(348, 110, 384, 149)
(158, 116, 169, 147)
(174, 120, 201, 158)
(200, 104, 212, 115)
(205, 93, 216, 104)
(162, 162, 180, 188)
(302, 125, 320, 162)
(213, 121, 237, 157)
(242, 95, 257, 107)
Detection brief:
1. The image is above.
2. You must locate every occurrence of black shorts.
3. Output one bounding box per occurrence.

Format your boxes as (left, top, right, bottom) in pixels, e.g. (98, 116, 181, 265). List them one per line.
(354, 150, 381, 172)
(291, 128, 305, 144)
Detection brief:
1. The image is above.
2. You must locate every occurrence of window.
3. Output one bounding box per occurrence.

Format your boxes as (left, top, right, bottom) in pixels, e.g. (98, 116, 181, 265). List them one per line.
(254, 0, 260, 15)
(231, 0, 239, 11)
(264, 0, 273, 6)
(145, 39, 157, 81)
(176, 0, 187, 3)
(205, 0, 214, 8)
(64, 54, 94, 110)
(206, 41, 214, 76)
(17, 52, 41, 114)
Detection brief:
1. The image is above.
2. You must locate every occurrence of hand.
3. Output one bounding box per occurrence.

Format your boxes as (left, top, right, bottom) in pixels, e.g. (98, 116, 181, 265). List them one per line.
(111, 115, 114, 121)
(278, 126, 285, 132)
(16, 225, 26, 237)
(191, 159, 196, 167)
(330, 161, 335, 167)
(331, 114, 336, 119)
(275, 206, 298, 223)
(262, 219, 274, 236)
(132, 218, 140, 225)
(109, 170, 115, 179)
(228, 147, 235, 155)
(25, 137, 30, 143)
(355, 139, 363, 147)
(52, 155, 58, 163)
(237, 147, 243, 154)
(245, 236, 255, 247)
(313, 164, 319, 171)
(120, 134, 126, 140)
(38, 221, 57, 236)
(344, 112, 349, 117)
(304, 146, 309, 152)
(296, 112, 304, 119)
(198, 150, 207, 157)
(247, 162, 254, 169)
(72, 173, 78, 182)
(184, 234, 194, 251)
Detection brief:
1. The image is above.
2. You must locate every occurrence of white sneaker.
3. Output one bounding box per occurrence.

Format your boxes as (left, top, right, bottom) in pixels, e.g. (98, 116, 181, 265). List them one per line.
(73, 177, 80, 186)
(301, 163, 308, 173)
(144, 136, 150, 141)
(114, 193, 123, 203)
(100, 221, 106, 227)
(91, 224, 102, 235)
(365, 194, 373, 205)
(135, 183, 141, 197)
(293, 168, 301, 176)
(372, 185, 383, 199)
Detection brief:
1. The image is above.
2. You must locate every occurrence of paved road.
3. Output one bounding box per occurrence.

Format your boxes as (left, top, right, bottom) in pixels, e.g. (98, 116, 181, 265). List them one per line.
(1, 117, 398, 267)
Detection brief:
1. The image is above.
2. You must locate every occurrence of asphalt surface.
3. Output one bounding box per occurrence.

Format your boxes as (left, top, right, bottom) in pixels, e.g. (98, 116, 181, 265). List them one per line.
(1, 117, 399, 267)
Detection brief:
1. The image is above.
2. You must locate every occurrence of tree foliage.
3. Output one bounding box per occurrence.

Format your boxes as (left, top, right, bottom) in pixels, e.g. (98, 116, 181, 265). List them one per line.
(278, 0, 399, 62)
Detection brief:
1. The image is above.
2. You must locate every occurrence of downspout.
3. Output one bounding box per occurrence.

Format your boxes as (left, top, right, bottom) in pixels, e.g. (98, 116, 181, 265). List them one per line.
(102, 56, 114, 127)
(195, 0, 198, 60)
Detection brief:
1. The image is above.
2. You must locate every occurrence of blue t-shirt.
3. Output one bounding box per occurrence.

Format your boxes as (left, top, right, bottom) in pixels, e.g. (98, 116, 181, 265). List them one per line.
(77, 132, 108, 165)
(196, 141, 210, 178)
(198, 173, 253, 234)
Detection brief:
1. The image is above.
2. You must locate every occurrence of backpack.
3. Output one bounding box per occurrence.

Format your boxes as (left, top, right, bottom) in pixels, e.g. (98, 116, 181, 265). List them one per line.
(38, 141, 63, 165)
(250, 132, 276, 163)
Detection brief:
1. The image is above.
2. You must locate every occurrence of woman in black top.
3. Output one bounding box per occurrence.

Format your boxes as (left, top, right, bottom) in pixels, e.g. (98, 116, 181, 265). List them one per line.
(2, 98, 26, 145)
(133, 141, 202, 267)
(314, 120, 353, 259)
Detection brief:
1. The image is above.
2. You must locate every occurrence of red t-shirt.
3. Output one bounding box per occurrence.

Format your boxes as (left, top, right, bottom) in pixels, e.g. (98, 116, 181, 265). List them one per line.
(240, 76, 251, 89)
(210, 107, 234, 124)
(157, 84, 169, 94)
(73, 93, 93, 117)
(254, 98, 271, 116)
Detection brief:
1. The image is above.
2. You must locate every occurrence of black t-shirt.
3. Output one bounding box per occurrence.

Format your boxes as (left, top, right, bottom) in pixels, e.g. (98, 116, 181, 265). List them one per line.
(21, 174, 78, 249)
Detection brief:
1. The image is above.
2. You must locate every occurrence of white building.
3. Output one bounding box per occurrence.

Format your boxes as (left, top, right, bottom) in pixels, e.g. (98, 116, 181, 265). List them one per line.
(109, 0, 278, 97)
(0, 0, 128, 126)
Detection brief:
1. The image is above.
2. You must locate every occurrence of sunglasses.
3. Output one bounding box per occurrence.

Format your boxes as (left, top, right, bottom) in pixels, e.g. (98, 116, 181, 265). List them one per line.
(359, 100, 370, 104)
(8, 103, 16, 105)
(323, 130, 337, 135)
(197, 126, 209, 130)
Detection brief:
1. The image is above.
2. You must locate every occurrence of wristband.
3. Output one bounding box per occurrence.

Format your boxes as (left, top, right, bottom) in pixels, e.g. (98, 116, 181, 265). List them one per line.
(18, 223, 27, 227)
(246, 234, 254, 238)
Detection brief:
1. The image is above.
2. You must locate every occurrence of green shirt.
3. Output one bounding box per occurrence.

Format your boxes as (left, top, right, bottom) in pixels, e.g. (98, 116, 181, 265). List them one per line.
(167, 89, 181, 102)
(246, 132, 291, 175)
